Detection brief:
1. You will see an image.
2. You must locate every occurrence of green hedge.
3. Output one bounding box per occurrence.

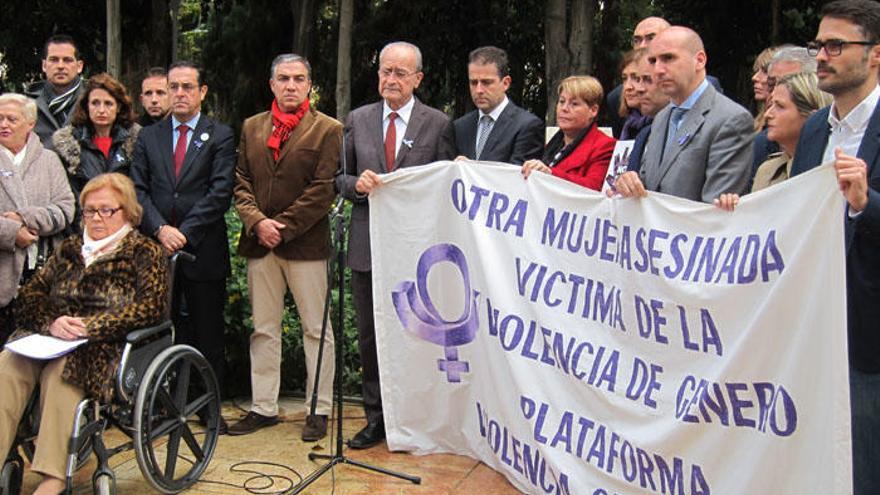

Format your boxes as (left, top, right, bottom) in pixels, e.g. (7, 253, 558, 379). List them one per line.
(223, 206, 363, 399)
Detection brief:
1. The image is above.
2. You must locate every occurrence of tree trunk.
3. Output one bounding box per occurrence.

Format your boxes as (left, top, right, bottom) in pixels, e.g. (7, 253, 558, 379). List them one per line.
(594, 0, 620, 98)
(106, 0, 122, 77)
(291, 0, 315, 57)
(568, 0, 593, 74)
(170, 0, 180, 62)
(336, 0, 353, 121)
(545, 0, 568, 123)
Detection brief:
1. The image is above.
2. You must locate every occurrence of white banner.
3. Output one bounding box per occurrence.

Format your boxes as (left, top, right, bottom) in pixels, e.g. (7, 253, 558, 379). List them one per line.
(369, 161, 850, 495)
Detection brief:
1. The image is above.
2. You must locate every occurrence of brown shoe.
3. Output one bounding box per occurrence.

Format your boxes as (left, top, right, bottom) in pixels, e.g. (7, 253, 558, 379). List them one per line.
(301, 414, 328, 441)
(227, 411, 279, 436)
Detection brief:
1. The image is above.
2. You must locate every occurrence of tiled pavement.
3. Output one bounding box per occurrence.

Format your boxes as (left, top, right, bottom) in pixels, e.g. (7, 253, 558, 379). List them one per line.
(21, 398, 520, 494)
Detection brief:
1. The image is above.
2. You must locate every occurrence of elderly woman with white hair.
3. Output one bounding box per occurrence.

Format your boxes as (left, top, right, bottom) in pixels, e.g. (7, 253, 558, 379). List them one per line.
(0, 93, 75, 345)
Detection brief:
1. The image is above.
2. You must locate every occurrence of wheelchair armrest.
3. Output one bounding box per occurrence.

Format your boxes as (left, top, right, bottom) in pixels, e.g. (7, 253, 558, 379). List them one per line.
(126, 321, 172, 344)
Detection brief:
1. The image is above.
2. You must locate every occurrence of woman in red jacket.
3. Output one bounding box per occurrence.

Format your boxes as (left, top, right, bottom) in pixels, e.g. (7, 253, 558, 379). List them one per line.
(521, 75, 616, 191)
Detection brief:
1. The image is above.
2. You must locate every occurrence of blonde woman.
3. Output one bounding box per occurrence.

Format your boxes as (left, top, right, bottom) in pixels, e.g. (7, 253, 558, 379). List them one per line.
(716, 72, 832, 210)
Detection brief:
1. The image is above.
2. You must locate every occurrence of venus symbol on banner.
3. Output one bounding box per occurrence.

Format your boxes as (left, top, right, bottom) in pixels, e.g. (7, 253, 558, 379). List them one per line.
(391, 243, 480, 383)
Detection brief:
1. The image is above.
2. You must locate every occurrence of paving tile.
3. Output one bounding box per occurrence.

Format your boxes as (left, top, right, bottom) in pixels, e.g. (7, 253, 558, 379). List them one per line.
(18, 399, 517, 494)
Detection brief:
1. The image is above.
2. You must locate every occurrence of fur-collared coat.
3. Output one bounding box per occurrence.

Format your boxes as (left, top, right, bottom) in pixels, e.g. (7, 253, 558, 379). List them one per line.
(52, 123, 141, 200)
(9, 230, 168, 402)
(0, 133, 75, 307)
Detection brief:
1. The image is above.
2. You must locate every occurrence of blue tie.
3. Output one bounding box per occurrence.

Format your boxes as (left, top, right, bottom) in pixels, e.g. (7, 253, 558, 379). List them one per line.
(475, 115, 494, 159)
(665, 107, 687, 153)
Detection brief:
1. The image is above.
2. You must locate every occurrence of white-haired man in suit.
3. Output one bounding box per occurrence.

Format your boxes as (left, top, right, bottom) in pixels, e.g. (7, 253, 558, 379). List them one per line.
(335, 41, 455, 450)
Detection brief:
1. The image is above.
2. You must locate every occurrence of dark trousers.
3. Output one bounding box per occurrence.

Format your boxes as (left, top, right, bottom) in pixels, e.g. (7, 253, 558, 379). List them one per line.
(351, 269, 382, 425)
(851, 365, 880, 494)
(172, 271, 227, 396)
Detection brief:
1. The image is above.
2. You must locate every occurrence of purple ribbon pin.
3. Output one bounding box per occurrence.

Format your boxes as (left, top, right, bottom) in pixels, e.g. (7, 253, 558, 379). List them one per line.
(391, 243, 480, 383)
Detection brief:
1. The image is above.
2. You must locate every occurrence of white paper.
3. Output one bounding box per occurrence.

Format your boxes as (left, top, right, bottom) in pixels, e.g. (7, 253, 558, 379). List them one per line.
(5, 334, 88, 359)
(601, 139, 635, 193)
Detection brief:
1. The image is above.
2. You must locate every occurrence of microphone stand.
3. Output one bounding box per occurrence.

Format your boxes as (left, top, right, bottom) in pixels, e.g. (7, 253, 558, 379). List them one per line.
(290, 192, 420, 493)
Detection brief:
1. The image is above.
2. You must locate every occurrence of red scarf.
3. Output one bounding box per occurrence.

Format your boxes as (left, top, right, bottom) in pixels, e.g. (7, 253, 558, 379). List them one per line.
(268, 98, 310, 160)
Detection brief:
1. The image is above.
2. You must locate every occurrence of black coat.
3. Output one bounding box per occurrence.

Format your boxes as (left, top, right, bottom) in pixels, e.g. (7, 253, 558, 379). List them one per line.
(52, 123, 141, 200)
(25, 80, 86, 149)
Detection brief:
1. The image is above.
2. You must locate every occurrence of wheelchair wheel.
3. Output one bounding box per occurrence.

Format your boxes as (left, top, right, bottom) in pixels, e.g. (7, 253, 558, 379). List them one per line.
(133, 345, 220, 494)
(0, 460, 22, 495)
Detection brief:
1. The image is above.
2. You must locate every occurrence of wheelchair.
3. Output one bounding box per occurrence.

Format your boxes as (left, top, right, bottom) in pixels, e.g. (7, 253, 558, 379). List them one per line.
(0, 253, 223, 494)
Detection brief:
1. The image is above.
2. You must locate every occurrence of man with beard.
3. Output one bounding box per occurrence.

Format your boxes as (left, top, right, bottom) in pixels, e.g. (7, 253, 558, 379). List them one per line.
(791, 2, 880, 492)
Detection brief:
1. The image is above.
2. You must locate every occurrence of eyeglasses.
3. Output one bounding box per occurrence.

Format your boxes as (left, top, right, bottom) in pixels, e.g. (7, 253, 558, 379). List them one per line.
(83, 207, 122, 219)
(378, 67, 417, 79)
(807, 39, 878, 56)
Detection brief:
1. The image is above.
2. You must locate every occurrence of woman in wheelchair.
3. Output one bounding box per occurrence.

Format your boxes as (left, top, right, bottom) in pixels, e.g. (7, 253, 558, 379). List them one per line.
(0, 172, 168, 495)
(0, 93, 76, 346)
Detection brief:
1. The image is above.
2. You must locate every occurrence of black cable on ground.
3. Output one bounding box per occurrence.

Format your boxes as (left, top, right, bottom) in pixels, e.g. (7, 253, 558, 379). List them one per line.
(197, 460, 304, 494)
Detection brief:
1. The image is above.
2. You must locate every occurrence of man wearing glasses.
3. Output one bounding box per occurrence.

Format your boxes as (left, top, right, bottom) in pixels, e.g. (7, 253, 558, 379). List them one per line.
(791, 2, 880, 492)
(131, 61, 236, 432)
(336, 41, 455, 450)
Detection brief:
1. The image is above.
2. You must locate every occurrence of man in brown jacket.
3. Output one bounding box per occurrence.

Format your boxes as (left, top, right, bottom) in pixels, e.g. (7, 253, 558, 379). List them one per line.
(230, 54, 342, 441)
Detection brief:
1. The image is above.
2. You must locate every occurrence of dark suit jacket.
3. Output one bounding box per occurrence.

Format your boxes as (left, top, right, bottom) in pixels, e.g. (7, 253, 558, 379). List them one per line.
(638, 83, 752, 203)
(336, 98, 455, 272)
(130, 114, 236, 281)
(791, 104, 880, 372)
(453, 102, 544, 165)
(234, 108, 342, 260)
(627, 124, 652, 174)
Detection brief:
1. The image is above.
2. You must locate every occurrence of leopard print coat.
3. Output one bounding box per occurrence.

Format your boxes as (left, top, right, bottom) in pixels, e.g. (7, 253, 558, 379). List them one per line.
(10, 230, 168, 402)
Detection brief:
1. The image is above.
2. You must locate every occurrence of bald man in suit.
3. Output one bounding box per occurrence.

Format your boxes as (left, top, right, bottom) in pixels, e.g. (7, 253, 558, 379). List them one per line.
(612, 26, 751, 202)
(335, 41, 455, 449)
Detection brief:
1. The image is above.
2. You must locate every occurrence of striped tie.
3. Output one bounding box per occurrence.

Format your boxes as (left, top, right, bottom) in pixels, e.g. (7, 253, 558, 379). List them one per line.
(475, 115, 494, 160)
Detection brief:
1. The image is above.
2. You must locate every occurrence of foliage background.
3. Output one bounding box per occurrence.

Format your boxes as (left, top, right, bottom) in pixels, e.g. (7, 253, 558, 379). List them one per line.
(0, 0, 826, 399)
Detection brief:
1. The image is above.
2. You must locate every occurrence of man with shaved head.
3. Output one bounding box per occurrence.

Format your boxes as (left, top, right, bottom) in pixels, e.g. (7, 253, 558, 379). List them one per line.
(606, 16, 722, 136)
(632, 16, 671, 48)
(612, 26, 753, 202)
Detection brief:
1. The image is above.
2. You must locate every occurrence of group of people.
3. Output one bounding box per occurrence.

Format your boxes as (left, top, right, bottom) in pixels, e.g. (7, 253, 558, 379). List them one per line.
(0, 0, 879, 493)
(608, 3, 880, 495)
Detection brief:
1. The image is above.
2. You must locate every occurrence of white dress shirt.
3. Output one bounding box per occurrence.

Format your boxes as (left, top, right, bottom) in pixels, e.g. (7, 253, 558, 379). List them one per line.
(822, 85, 880, 164)
(383, 97, 415, 156)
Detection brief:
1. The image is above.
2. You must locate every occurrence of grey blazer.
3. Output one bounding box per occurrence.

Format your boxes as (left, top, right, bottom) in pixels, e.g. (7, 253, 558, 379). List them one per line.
(0, 134, 74, 306)
(335, 98, 456, 272)
(638, 83, 753, 203)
